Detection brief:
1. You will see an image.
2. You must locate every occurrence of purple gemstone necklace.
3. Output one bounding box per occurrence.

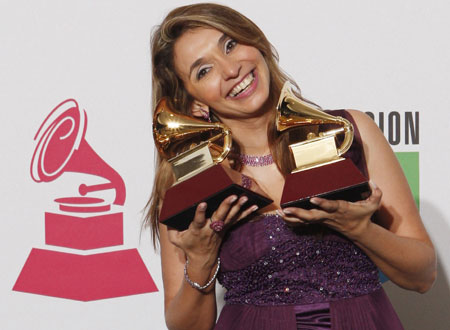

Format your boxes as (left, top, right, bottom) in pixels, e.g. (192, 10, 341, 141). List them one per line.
(239, 153, 274, 167)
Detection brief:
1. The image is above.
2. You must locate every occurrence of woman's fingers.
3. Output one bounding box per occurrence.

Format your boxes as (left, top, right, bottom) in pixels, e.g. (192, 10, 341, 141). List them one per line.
(365, 181, 383, 208)
(190, 202, 208, 229)
(210, 194, 259, 227)
(223, 196, 250, 223)
(277, 209, 309, 225)
(236, 203, 259, 222)
(211, 195, 238, 223)
(168, 203, 209, 246)
(309, 197, 342, 213)
(278, 181, 384, 237)
(282, 206, 328, 222)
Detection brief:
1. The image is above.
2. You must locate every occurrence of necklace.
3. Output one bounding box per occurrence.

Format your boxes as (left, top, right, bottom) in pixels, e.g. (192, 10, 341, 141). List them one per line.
(239, 153, 274, 167)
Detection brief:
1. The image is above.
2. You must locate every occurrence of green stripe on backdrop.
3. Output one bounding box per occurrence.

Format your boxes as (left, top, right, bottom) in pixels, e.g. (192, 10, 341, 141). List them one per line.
(395, 152, 420, 208)
(379, 152, 419, 283)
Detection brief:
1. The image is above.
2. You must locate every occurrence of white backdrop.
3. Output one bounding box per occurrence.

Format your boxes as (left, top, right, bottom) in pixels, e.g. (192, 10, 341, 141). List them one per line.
(1, 0, 449, 329)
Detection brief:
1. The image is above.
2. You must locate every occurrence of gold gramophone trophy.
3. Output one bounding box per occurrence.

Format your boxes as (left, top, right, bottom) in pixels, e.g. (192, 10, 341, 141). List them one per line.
(277, 82, 371, 209)
(153, 99, 272, 230)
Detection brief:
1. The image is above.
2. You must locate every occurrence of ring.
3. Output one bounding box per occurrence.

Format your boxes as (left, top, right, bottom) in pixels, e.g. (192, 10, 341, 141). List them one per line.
(209, 216, 225, 232)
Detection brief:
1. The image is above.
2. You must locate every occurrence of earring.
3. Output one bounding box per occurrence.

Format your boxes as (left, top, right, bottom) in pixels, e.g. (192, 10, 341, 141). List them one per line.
(200, 108, 211, 122)
(192, 102, 211, 122)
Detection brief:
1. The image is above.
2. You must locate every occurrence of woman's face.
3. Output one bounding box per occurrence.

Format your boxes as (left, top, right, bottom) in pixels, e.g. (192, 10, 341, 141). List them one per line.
(173, 28, 271, 120)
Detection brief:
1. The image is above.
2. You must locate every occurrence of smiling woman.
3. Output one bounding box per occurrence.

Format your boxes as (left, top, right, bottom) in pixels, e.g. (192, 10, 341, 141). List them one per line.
(145, 3, 436, 330)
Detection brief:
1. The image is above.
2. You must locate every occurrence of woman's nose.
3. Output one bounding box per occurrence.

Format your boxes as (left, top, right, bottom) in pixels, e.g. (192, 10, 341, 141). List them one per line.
(219, 57, 240, 80)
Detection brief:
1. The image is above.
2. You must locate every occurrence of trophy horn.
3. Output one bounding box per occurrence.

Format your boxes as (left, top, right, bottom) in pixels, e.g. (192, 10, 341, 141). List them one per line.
(276, 82, 353, 156)
(153, 98, 232, 164)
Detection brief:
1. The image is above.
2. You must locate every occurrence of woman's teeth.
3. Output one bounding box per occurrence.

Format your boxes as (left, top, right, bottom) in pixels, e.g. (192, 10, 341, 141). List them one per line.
(229, 72, 255, 97)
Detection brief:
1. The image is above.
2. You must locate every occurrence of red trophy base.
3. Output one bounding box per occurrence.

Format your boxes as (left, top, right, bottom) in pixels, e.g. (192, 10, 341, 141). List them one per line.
(281, 158, 371, 209)
(160, 165, 273, 231)
(13, 248, 158, 301)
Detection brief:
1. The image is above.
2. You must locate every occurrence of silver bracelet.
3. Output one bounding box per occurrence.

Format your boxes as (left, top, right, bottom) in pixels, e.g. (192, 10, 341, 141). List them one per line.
(184, 258, 221, 291)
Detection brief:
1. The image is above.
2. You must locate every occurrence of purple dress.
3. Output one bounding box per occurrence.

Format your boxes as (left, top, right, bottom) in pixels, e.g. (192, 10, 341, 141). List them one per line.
(214, 111, 403, 329)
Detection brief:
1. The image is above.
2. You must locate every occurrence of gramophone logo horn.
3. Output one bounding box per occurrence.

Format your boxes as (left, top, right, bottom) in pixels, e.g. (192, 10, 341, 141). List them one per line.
(30, 99, 125, 205)
(13, 99, 158, 301)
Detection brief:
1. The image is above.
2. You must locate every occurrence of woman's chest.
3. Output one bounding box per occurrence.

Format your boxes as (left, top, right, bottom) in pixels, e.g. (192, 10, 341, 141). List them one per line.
(242, 165, 285, 208)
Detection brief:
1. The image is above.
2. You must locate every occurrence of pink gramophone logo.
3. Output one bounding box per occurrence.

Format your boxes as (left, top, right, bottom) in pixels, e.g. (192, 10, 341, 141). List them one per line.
(13, 99, 158, 301)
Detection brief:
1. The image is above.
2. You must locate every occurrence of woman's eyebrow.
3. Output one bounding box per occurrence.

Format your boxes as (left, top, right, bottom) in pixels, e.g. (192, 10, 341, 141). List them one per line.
(188, 33, 229, 79)
(217, 33, 228, 48)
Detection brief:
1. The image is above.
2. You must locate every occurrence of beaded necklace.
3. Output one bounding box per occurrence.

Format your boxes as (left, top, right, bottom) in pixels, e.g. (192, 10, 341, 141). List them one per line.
(239, 153, 274, 167)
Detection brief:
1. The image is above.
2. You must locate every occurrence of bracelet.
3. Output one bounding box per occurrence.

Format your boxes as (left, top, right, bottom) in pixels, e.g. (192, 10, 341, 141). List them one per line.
(184, 258, 221, 291)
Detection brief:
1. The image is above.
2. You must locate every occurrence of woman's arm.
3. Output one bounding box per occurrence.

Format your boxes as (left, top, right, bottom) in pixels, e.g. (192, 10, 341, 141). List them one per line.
(282, 110, 436, 293)
(160, 213, 217, 330)
(161, 195, 256, 330)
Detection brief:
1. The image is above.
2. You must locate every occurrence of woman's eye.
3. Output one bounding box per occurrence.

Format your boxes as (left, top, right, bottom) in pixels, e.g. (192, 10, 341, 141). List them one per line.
(225, 39, 237, 54)
(197, 67, 211, 80)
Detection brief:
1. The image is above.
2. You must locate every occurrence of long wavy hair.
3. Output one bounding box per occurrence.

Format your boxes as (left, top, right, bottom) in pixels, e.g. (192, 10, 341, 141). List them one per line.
(145, 3, 315, 248)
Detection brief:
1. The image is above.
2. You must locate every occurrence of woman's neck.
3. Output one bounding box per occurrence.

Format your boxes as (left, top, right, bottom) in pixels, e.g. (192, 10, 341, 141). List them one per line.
(219, 111, 272, 155)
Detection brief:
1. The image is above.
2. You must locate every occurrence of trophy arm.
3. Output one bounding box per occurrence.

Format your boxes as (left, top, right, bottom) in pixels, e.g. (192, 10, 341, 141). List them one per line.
(316, 116, 353, 156)
(208, 126, 232, 164)
(333, 116, 354, 156)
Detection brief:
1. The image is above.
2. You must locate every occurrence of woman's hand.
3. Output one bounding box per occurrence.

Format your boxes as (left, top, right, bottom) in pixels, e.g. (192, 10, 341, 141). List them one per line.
(280, 181, 382, 240)
(167, 195, 257, 265)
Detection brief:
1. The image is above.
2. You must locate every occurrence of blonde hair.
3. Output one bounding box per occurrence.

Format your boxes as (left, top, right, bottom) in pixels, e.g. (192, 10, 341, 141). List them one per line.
(145, 3, 312, 248)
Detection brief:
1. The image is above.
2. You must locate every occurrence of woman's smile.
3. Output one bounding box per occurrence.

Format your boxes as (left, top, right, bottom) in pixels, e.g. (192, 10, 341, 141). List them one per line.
(227, 70, 258, 99)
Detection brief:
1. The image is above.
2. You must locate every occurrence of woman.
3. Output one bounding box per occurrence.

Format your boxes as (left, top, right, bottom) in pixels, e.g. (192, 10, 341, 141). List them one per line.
(146, 3, 436, 329)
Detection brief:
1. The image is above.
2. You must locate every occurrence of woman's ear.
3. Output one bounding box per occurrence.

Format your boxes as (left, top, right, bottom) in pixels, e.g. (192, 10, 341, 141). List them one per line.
(191, 101, 210, 121)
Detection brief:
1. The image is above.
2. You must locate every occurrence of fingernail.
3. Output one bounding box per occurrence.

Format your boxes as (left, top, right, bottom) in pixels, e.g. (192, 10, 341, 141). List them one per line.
(369, 180, 377, 189)
(251, 205, 258, 212)
(282, 209, 292, 215)
(239, 196, 248, 205)
(276, 209, 285, 217)
(230, 195, 238, 203)
(198, 202, 207, 211)
(310, 198, 320, 205)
